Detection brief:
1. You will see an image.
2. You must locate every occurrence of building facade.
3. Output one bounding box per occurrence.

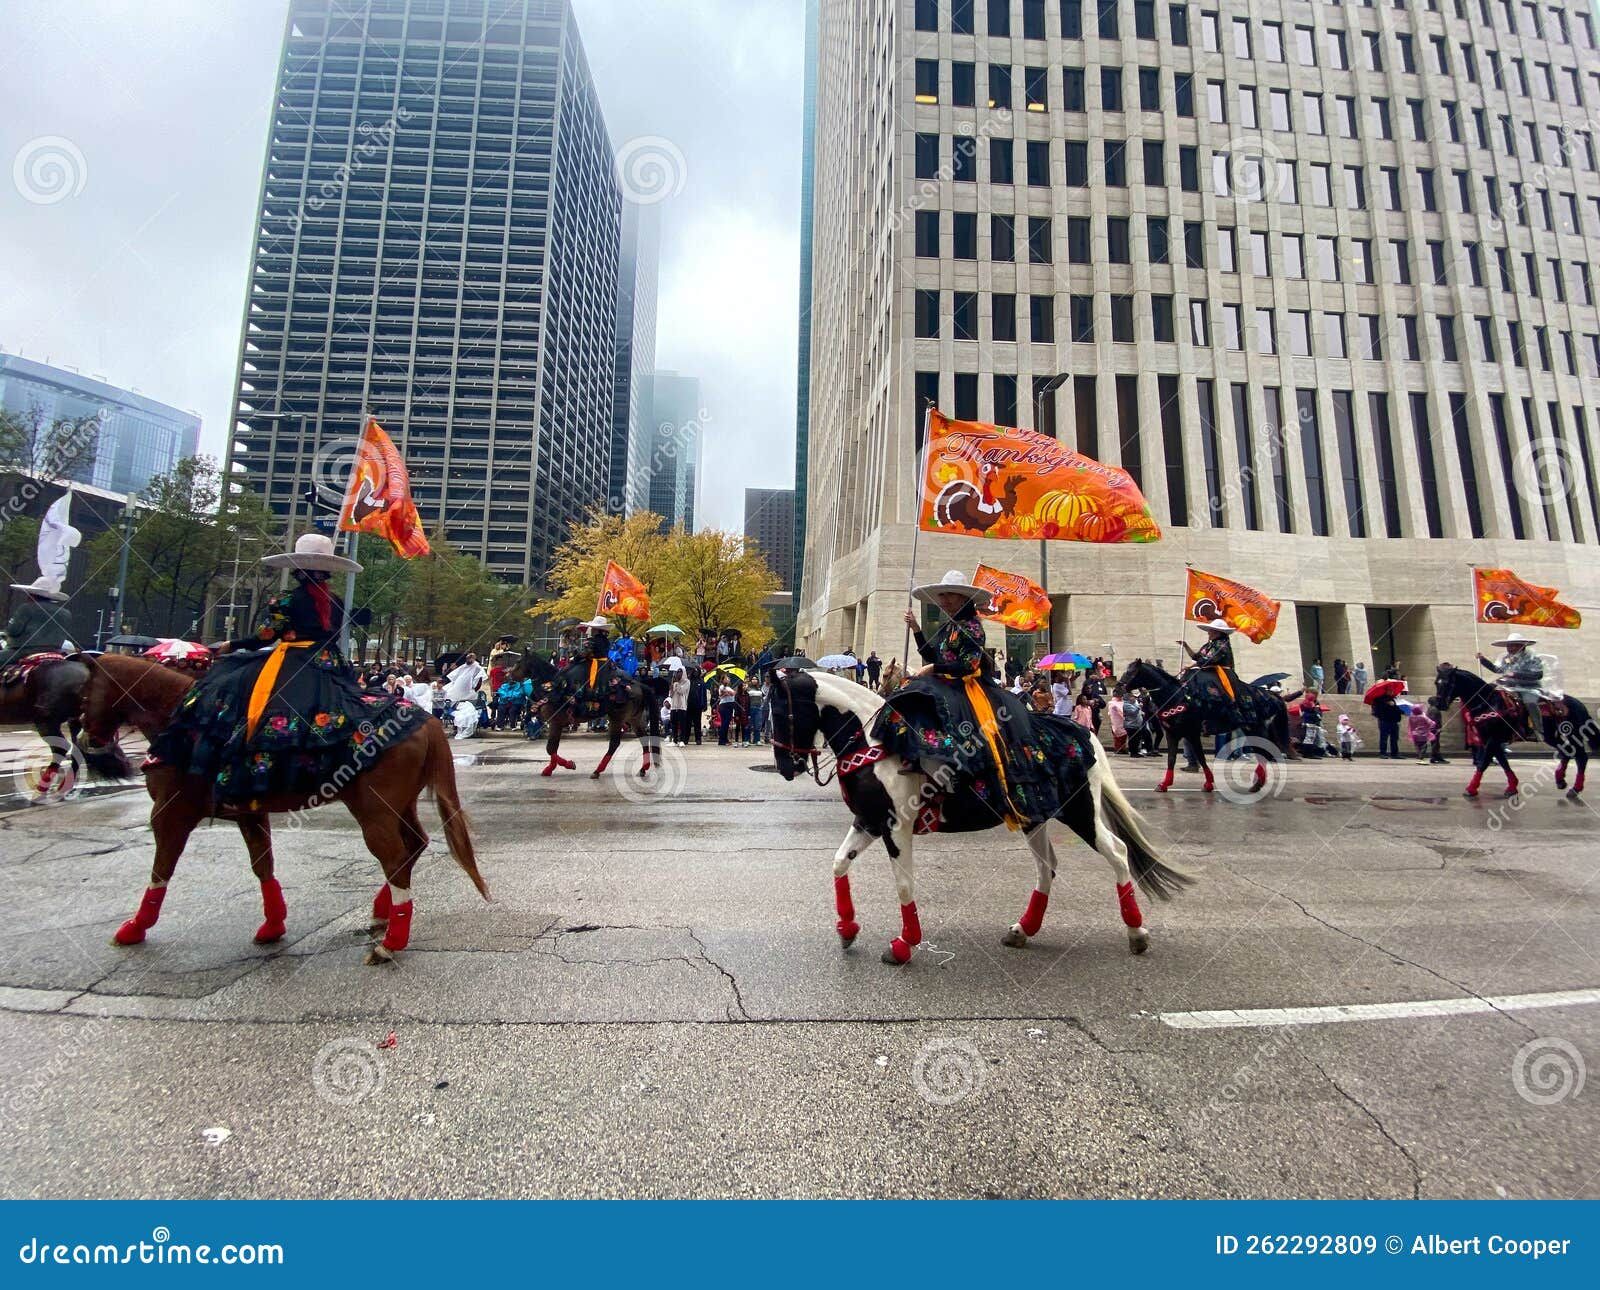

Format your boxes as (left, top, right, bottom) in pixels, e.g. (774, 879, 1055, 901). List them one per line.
(800, 0, 1600, 686)
(744, 486, 796, 589)
(609, 200, 661, 515)
(794, 0, 822, 607)
(225, 0, 622, 589)
(646, 370, 702, 531)
(0, 352, 200, 496)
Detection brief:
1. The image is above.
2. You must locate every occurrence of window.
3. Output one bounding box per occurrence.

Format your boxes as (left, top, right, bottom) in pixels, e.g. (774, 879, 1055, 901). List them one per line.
(1184, 221, 1204, 267)
(1295, 25, 1316, 65)
(1325, 28, 1348, 70)
(1323, 312, 1347, 359)
(1283, 234, 1304, 278)
(1269, 89, 1291, 131)
(1429, 241, 1448, 284)
(1336, 96, 1359, 139)
(1148, 215, 1171, 263)
(1060, 0, 1082, 38)
(1108, 216, 1132, 263)
(952, 61, 976, 107)
(1104, 140, 1127, 186)
(1063, 67, 1086, 111)
(1237, 85, 1258, 129)
(1065, 140, 1089, 186)
(1028, 216, 1053, 262)
(1207, 80, 1227, 124)
(1309, 162, 1331, 205)
(1381, 167, 1403, 211)
(953, 211, 978, 259)
(1262, 21, 1283, 60)
(1143, 139, 1165, 185)
(1344, 165, 1366, 209)
(1352, 239, 1374, 283)
(1370, 393, 1405, 538)
(1362, 314, 1383, 360)
(1256, 307, 1276, 354)
(1288, 310, 1312, 356)
(1111, 295, 1135, 342)
(988, 0, 1011, 36)
(1026, 139, 1050, 186)
(1067, 215, 1092, 263)
(1070, 294, 1095, 342)
(915, 0, 937, 32)
(992, 293, 1017, 342)
(1297, 390, 1330, 537)
(1139, 66, 1161, 110)
(1029, 295, 1056, 343)
(1025, 66, 1048, 110)
(1439, 315, 1458, 362)
(1190, 298, 1209, 344)
(1217, 226, 1237, 273)
(1136, 0, 1157, 39)
(992, 214, 1016, 261)
(952, 0, 975, 34)
(1389, 239, 1411, 285)
(1201, 10, 1219, 51)
(1174, 72, 1194, 117)
(1316, 236, 1339, 281)
(953, 291, 978, 341)
(1222, 302, 1243, 350)
(1334, 391, 1366, 537)
(915, 134, 939, 181)
(1371, 97, 1392, 140)
(989, 63, 1012, 108)
(1179, 145, 1199, 191)
(1117, 375, 1144, 488)
(1249, 229, 1270, 276)
(991, 137, 1015, 184)
(1170, 4, 1190, 45)
(953, 136, 977, 182)
(994, 374, 1018, 427)
(954, 373, 980, 422)
(1101, 66, 1123, 111)
(915, 211, 939, 257)
(1160, 374, 1188, 525)
(915, 60, 939, 103)
(1153, 295, 1176, 342)
(1231, 383, 1260, 528)
(1098, 0, 1119, 39)
(1303, 93, 1324, 135)
(915, 289, 940, 339)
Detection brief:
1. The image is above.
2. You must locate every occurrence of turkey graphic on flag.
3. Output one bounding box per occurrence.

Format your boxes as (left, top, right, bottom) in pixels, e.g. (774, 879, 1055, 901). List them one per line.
(339, 418, 431, 558)
(597, 560, 651, 620)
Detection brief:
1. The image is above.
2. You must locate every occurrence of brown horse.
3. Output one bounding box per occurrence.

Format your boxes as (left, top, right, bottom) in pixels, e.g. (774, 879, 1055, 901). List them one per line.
(77, 653, 490, 963)
(0, 655, 128, 797)
(519, 649, 660, 780)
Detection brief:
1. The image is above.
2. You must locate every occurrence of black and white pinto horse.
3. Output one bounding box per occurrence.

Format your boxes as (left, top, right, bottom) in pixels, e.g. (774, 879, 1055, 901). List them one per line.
(518, 649, 662, 781)
(1433, 663, 1600, 799)
(769, 669, 1192, 965)
(1117, 659, 1291, 796)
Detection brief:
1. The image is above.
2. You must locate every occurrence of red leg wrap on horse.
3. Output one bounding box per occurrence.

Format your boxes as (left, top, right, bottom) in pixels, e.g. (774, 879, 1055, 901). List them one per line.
(382, 900, 414, 953)
(1202, 769, 1215, 792)
(1018, 888, 1048, 937)
(889, 901, 921, 963)
(255, 878, 287, 943)
(1253, 762, 1267, 786)
(834, 875, 860, 939)
(114, 886, 166, 945)
(1465, 770, 1483, 795)
(595, 752, 614, 775)
(1157, 770, 1173, 792)
(1577, 772, 1587, 792)
(1117, 880, 1143, 928)
(556, 756, 576, 770)
(372, 884, 392, 921)
(540, 760, 557, 777)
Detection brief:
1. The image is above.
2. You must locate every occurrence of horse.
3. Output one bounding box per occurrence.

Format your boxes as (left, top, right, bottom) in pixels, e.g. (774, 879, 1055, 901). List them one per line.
(76, 653, 490, 963)
(0, 653, 128, 796)
(1117, 659, 1291, 795)
(518, 647, 661, 780)
(768, 669, 1192, 965)
(1432, 663, 1600, 799)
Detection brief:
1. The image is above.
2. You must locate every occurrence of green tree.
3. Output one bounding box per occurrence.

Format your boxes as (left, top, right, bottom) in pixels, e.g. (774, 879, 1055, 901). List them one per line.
(0, 405, 102, 480)
(531, 505, 669, 623)
(653, 528, 780, 649)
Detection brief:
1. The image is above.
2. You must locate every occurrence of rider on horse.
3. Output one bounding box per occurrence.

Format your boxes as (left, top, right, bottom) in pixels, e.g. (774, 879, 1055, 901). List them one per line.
(1176, 617, 1268, 732)
(1477, 630, 1554, 743)
(148, 533, 423, 803)
(877, 569, 1091, 832)
(1, 576, 73, 673)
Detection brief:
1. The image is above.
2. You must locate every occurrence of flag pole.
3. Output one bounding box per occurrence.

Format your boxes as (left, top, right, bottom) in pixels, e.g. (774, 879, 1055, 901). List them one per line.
(1469, 565, 1481, 667)
(904, 403, 934, 667)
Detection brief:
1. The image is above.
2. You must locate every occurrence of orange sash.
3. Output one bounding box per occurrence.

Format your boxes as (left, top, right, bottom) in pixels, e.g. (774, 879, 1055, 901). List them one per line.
(1211, 666, 1236, 700)
(587, 659, 600, 689)
(246, 641, 314, 739)
(962, 673, 1027, 831)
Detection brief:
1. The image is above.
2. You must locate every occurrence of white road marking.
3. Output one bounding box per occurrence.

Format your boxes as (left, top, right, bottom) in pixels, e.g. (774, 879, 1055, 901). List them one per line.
(1156, 987, 1600, 1030)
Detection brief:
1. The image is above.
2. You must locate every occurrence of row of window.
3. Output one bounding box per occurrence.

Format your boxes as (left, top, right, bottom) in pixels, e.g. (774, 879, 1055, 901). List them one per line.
(914, 366, 1600, 546)
(914, 0, 1597, 56)
(911, 288, 1600, 378)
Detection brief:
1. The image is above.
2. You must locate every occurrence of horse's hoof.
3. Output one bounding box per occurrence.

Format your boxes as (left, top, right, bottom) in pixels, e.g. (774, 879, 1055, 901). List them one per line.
(589, 770, 601, 780)
(540, 763, 556, 777)
(881, 947, 909, 965)
(638, 767, 650, 778)
(1505, 787, 1520, 799)
(1128, 927, 1151, 955)
(1154, 782, 1169, 793)
(1202, 781, 1216, 793)
(839, 933, 857, 950)
(1002, 926, 1028, 949)
(1463, 789, 1479, 799)
(111, 922, 145, 947)
(364, 945, 396, 966)
(254, 922, 286, 945)
(1556, 776, 1567, 789)
(1567, 788, 1581, 801)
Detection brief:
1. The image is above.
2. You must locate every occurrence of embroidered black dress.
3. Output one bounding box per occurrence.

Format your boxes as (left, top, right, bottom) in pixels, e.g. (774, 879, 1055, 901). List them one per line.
(1181, 635, 1270, 733)
(150, 579, 424, 802)
(871, 605, 1094, 831)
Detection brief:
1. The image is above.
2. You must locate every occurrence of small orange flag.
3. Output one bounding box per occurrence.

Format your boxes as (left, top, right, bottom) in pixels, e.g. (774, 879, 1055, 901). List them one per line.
(597, 560, 651, 620)
(338, 418, 431, 558)
(973, 564, 1052, 632)
(919, 408, 1160, 543)
(1185, 568, 1281, 644)
(1473, 568, 1581, 628)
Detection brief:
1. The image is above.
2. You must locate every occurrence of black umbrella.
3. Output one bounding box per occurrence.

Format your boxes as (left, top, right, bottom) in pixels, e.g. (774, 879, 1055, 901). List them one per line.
(772, 655, 819, 671)
(107, 634, 160, 650)
(1251, 672, 1291, 688)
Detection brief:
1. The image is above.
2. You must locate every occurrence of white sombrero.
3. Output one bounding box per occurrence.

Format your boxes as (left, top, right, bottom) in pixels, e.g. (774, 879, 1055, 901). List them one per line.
(7, 575, 68, 603)
(579, 615, 611, 630)
(260, 532, 362, 574)
(1200, 618, 1237, 634)
(912, 568, 990, 606)
(1491, 631, 1538, 649)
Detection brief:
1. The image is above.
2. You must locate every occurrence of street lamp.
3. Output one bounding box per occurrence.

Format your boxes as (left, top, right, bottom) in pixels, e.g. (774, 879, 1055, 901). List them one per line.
(109, 499, 141, 637)
(1033, 373, 1071, 653)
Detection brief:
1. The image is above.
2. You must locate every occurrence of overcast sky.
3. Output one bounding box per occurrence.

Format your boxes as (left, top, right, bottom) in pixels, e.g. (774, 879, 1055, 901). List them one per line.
(0, 0, 803, 532)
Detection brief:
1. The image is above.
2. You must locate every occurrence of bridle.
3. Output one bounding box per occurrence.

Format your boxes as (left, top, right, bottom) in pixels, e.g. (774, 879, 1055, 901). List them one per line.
(771, 673, 837, 786)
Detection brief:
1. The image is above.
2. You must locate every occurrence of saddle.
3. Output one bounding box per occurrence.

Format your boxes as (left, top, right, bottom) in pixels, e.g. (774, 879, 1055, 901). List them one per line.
(1488, 690, 1566, 738)
(0, 650, 66, 689)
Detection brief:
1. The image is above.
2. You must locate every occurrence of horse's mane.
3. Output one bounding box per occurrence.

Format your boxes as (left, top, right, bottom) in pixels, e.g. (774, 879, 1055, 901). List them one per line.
(810, 669, 887, 721)
(1122, 658, 1181, 689)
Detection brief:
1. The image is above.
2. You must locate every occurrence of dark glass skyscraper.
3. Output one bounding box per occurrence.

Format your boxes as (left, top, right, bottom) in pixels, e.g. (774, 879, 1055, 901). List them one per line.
(226, 0, 621, 588)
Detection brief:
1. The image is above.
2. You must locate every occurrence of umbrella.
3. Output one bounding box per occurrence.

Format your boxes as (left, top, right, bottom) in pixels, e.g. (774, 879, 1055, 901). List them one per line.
(646, 623, 684, 636)
(772, 655, 817, 671)
(1039, 651, 1091, 669)
(712, 664, 748, 681)
(816, 654, 856, 670)
(1251, 672, 1291, 688)
(144, 639, 210, 662)
(1363, 679, 1407, 704)
(107, 634, 160, 650)
(664, 656, 686, 673)
(1041, 660, 1080, 670)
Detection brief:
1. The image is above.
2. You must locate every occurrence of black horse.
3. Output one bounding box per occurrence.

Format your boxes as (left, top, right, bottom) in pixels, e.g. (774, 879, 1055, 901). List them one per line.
(0, 654, 129, 797)
(1433, 663, 1600, 799)
(1117, 659, 1291, 796)
(517, 647, 661, 780)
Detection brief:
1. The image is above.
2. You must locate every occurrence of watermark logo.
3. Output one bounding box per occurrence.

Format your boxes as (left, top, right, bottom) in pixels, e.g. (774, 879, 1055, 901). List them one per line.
(615, 135, 687, 205)
(3, 734, 84, 805)
(611, 739, 689, 803)
(311, 1036, 386, 1107)
(1213, 735, 1287, 805)
(1511, 1036, 1586, 1106)
(12, 135, 87, 205)
(911, 1037, 986, 1105)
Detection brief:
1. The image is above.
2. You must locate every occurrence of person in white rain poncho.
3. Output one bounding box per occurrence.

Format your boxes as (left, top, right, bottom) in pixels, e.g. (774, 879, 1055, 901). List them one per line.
(444, 653, 486, 704)
(1477, 631, 1556, 742)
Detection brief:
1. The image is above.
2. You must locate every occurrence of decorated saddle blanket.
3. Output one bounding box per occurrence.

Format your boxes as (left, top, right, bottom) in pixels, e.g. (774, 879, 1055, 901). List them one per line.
(0, 651, 67, 689)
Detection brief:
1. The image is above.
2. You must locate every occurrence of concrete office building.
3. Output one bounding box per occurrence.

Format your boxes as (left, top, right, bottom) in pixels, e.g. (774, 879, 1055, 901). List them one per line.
(744, 486, 796, 589)
(799, 0, 1600, 686)
(0, 352, 200, 495)
(609, 201, 661, 515)
(646, 370, 702, 532)
(226, 0, 622, 588)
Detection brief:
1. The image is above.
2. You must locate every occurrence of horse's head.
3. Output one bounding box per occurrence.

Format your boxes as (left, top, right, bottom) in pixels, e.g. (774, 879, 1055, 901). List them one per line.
(78, 653, 191, 750)
(768, 670, 822, 781)
(1433, 661, 1457, 711)
(1117, 660, 1144, 690)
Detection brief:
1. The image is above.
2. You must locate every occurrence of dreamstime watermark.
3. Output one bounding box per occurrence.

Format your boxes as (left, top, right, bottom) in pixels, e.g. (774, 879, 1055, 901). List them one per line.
(610, 738, 689, 803)
(2, 733, 85, 806)
(1511, 1036, 1586, 1106)
(1222, 135, 1290, 205)
(610, 408, 712, 515)
(311, 1035, 386, 1107)
(1212, 734, 1288, 805)
(615, 135, 687, 205)
(287, 108, 416, 232)
(1513, 435, 1582, 510)
(0, 415, 104, 537)
(911, 1036, 986, 1105)
(12, 135, 87, 205)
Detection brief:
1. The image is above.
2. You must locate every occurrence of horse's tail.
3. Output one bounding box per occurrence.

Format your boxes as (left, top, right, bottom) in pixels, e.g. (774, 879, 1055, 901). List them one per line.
(1091, 743, 1195, 901)
(422, 719, 490, 901)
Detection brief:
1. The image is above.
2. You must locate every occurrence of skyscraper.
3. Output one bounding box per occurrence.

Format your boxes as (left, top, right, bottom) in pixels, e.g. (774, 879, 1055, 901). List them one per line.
(801, 0, 1600, 685)
(646, 370, 702, 532)
(0, 352, 200, 496)
(609, 200, 661, 515)
(793, 0, 821, 612)
(225, 0, 622, 589)
(744, 487, 796, 590)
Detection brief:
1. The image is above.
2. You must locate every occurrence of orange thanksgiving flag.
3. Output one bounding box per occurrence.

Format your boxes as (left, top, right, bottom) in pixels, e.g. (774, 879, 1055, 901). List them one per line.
(919, 409, 1160, 542)
(973, 564, 1052, 632)
(1185, 568, 1281, 644)
(1473, 568, 1581, 628)
(338, 418, 431, 558)
(597, 560, 651, 621)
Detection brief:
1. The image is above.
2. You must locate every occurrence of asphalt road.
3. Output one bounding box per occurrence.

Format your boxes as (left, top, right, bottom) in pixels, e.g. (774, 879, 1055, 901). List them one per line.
(0, 730, 1594, 1199)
